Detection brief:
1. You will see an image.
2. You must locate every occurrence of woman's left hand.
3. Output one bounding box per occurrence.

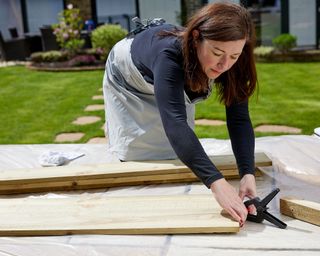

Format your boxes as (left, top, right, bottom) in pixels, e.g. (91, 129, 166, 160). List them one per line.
(239, 174, 257, 214)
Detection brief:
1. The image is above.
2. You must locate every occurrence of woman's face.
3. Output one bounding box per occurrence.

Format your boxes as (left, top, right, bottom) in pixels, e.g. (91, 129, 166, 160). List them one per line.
(195, 37, 246, 79)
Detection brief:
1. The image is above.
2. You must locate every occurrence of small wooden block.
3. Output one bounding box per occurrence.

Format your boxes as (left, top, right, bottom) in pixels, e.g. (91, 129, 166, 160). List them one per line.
(280, 197, 320, 226)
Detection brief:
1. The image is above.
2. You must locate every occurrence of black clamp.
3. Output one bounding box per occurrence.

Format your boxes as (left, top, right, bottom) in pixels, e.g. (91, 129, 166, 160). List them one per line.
(244, 188, 287, 229)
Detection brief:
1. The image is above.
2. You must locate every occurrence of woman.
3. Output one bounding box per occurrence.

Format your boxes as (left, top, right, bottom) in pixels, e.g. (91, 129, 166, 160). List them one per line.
(103, 2, 257, 226)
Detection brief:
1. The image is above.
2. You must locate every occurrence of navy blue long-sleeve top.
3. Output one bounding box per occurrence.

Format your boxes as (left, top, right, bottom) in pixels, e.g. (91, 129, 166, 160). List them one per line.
(131, 24, 255, 188)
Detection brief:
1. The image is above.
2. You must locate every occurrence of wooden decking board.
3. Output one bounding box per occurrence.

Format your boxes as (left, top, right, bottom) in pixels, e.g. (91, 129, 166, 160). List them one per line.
(0, 173, 198, 194)
(0, 152, 270, 184)
(0, 195, 239, 236)
(280, 197, 320, 226)
(0, 170, 245, 195)
(0, 153, 269, 194)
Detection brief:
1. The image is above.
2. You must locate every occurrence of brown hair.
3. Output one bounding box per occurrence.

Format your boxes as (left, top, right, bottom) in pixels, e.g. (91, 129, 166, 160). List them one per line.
(180, 2, 257, 106)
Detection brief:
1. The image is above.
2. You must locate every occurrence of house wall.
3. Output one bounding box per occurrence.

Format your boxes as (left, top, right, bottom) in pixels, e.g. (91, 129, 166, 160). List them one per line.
(25, 0, 64, 34)
(139, 0, 181, 25)
(0, 0, 23, 39)
(0, 0, 319, 48)
(208, 0, 318, 48)
(95, 0, 181, 30)
(96, 0, 136, 31)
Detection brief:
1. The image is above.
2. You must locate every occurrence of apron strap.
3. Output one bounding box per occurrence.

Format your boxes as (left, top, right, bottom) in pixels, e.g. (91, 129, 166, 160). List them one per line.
(126, 17, 166, 38)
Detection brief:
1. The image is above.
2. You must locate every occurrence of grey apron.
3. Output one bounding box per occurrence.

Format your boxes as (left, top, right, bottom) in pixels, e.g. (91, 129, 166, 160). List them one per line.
(103, 38, 195, 161)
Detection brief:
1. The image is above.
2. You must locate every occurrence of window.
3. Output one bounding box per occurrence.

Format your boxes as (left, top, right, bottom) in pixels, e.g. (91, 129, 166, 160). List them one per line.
(246, 0, 281, 46)
(26, 0, 64, 34)
(96, 0, 136, 30)
(0, 0, 23, 39)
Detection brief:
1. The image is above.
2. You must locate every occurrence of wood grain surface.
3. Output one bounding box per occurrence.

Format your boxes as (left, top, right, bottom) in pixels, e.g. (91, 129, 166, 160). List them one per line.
(0, 194, 239, 236)
(0, 153, 270, 194)
(280, 197, 320, 226)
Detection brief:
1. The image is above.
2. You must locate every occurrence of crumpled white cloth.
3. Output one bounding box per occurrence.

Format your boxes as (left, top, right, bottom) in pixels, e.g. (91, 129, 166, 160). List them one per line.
(314, 127, 320, 137)
(38, 151, 85, 167)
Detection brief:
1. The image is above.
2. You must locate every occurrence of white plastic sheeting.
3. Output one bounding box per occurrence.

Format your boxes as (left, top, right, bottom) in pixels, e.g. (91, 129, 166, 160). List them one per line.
(0, 135, 319, 255)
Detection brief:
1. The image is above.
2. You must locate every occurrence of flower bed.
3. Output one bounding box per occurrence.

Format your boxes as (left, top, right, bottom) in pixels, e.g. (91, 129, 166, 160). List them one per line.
(255, 49, 320, 63)
(27, 62, 105, 71)
(27, 51, 105, 71)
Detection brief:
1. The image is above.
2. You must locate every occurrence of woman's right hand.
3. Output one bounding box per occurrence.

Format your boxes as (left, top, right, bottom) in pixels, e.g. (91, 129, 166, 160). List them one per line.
(210, 178, 248, 226)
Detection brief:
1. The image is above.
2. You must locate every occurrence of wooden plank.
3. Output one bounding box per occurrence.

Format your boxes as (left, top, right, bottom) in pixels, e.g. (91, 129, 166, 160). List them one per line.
(280, 197, 320, 226)
(0, 173, 198, 194)
(0, 153, 270, 184)
(0, 169, 246, 195)
(0, 153, 268, 194)
(0, 195, 239, 236)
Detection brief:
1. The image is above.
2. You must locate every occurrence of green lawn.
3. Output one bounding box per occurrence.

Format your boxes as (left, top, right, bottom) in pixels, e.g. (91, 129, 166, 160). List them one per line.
(195, 62, 320, 139)
(0, 63, 319, 144)
(0, 66, 105, 144)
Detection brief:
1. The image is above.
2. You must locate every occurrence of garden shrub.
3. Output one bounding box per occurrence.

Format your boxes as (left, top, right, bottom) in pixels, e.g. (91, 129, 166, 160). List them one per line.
(91, 24, 127, 60)
(52, 5, 84, 55)
(85, 48, 105, 59)
(30, 51, 69, 63)
(254, 46, 274, 57)
(272, 34, 297, 53)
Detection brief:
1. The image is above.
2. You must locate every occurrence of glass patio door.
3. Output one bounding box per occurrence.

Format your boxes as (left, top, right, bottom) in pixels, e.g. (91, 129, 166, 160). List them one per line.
(289, 0, 316, 48)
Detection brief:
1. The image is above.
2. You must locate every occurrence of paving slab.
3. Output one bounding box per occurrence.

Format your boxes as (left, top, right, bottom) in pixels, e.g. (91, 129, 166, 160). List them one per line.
(72, 116, 101, 125)
(86, 137, 108, 144)
(195, 119, 226, 126)
(54, 133, 84, 142)
(85, 105, 105, 111)
(92, 95, 104, 100)
(255, 125, 301, 134)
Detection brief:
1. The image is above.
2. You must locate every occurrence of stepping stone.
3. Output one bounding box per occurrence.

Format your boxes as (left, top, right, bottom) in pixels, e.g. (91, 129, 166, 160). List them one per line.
(72, 116, 101, 125)
(87, 137, 108, 144)
(85, 104, 105, 111)
(55, 133, 84, 142)
(92, 95, 104, 100)
(254, 125, 301, 134)
(195, 119, 226, 126)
